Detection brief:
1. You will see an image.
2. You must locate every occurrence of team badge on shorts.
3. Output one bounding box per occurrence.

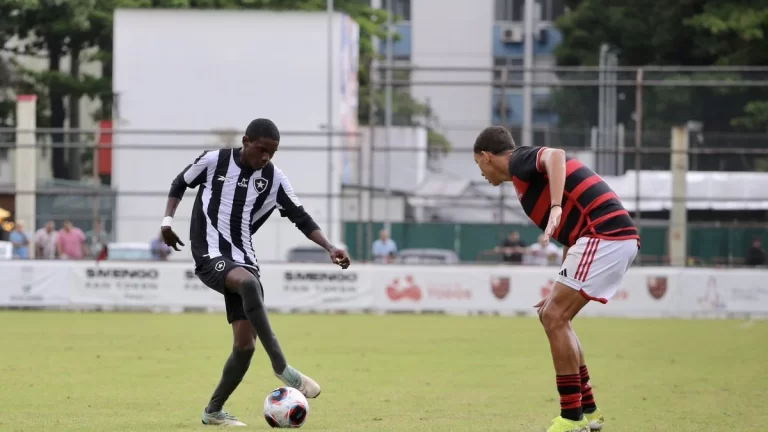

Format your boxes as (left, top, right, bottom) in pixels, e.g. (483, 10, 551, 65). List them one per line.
(215, 260, 226, 272)
(646, 276, 667, 299)
(491, 276, 511, 300)
(253, 177, 269, 194)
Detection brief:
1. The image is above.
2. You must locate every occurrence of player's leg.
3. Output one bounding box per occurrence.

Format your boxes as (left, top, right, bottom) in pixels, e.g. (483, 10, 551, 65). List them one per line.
(540, 282, 591, 432)
(542, 302, 600, 427)
(224, 267, 321, 398)
(202, 320, 255, 426)
(575, 335, 603, 430)
(545, 237, 637, 431)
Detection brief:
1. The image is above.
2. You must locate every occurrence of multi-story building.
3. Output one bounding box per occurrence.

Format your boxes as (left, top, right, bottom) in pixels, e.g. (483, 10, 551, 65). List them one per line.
(371, 0, 567, 222)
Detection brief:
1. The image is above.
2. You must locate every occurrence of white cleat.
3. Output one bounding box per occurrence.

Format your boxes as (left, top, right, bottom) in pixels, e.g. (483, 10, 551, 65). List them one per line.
(276, 365, 322, 399)
(201, 409, 247, 427)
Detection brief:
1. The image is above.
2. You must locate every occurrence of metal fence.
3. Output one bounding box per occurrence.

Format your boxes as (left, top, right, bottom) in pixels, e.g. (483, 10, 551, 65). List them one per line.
(0, 66, 767, 265)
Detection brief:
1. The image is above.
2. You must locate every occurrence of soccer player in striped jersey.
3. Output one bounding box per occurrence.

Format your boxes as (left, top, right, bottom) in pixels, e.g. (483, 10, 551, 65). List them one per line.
(160, 118, 351, 427)
(473, 126, 639, 432)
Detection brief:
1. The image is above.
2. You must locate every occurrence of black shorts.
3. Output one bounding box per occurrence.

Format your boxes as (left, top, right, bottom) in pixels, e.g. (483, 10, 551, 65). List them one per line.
(194, 256, 263, 324)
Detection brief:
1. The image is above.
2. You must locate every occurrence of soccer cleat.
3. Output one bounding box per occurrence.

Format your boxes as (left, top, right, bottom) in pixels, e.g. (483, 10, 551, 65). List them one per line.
(276, 364, 321, 399)
(201, 409, 247, 426)
(546, 416, 590, 432)
(584, 408, 605, 431)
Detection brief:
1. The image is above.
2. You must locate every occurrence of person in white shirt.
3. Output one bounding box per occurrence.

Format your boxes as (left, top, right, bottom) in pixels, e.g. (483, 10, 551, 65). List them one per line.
(34, 221, 59, 259)
(371, 229, 398, 263)
(526, 234, 563, 266)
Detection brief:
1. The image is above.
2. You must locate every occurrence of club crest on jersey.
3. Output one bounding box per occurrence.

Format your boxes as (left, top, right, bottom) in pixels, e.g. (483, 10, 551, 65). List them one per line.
(253, 177, 269, 194)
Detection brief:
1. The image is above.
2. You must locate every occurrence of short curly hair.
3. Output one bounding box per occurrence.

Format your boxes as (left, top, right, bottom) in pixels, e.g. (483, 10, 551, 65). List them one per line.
(473, 126, 516, 155)
(245, 118, 280, 142)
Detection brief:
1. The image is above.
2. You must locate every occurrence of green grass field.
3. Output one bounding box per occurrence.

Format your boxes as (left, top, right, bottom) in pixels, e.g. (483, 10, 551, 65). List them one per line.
(0, 311, 766, 431)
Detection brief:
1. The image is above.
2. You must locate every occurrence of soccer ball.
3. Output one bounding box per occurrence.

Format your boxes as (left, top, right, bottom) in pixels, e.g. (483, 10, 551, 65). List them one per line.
(263, 387, 310, 428)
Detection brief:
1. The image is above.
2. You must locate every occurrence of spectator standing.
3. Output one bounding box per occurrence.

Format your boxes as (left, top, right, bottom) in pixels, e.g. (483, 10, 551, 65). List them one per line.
(496, 231, 527, 264)
(86, 219, 110, 259)
(150, 232, 173, 261)
(57, 220, 87, 260)
(9, 220, 31, 259)
(35, 221, 58, 259)
(745, 237, 766, 267)
(371, 229, 398, 263)
(526, 234, 562, 266)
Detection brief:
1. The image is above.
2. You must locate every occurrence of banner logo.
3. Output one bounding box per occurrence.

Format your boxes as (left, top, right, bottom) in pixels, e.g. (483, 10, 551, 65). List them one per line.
(491, 277, 510, 300)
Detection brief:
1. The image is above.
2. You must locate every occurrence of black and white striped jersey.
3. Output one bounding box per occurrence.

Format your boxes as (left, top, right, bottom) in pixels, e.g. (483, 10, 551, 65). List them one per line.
(170, 148, 318, 269)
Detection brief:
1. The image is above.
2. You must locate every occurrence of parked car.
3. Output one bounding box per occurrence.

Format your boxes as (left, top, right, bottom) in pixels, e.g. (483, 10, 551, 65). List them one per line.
(286, 243, 348, 263)
(106, 242, 153, 261)
(394, 248, 459, 265)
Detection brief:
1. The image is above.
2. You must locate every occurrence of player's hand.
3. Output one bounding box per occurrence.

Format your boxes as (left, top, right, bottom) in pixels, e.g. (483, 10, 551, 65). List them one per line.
(329, 247, 351, 269)
(543, 205, 563, 246)
(161, 226, 185, 251)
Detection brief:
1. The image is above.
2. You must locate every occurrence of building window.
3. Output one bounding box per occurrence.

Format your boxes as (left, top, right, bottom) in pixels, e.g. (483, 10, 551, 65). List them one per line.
(495, 0, 566, 22)
(542, 0, 565, 22)
(382, 0, 411, 21)
(493, 57, 523, 83)
(495, 0, 524, 22)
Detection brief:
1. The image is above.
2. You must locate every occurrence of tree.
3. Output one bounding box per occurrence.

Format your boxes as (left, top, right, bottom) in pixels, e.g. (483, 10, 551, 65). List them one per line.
(550, 0, 768, 146)
(15, 0, 100, 179)
(0, 0, 40, 126)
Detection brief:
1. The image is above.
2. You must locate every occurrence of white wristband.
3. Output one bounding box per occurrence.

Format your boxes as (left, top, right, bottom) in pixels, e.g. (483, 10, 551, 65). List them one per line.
(161, 216, 173, 227)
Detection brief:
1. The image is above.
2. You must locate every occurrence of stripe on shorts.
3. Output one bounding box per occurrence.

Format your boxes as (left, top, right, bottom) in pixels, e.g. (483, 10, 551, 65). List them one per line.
(575, 238, 600, 281)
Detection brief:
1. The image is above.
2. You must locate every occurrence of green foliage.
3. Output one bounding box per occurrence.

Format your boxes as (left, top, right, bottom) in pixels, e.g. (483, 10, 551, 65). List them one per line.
(551, 0, 768, 136)
(732, 101, 768, 132)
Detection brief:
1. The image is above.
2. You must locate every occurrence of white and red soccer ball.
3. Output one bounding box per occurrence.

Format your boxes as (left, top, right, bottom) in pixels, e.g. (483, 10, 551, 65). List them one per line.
(263, 387, 309, 428)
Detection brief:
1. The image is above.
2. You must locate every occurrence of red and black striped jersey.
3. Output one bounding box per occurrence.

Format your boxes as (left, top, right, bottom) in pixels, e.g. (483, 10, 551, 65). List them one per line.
(508, 146, 639, 248)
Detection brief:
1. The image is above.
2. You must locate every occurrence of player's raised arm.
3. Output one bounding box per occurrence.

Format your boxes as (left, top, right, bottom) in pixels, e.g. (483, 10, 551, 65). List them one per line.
(539, 148, 567, 206)
(538, 148, 567, 245)
(274, 170, 351, 269)
(161, 150, 213, 250)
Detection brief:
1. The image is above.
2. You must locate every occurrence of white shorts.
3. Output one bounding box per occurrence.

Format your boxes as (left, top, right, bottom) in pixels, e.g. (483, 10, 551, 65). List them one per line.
(556, 236, 638, 303)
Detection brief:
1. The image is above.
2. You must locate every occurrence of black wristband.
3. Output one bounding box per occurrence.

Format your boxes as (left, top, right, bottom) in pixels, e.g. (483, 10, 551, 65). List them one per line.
(550, 204, 562, 209)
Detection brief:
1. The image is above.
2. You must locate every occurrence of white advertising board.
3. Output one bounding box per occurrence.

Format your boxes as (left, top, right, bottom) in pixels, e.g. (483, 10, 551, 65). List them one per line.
(1, 261, 767, 319)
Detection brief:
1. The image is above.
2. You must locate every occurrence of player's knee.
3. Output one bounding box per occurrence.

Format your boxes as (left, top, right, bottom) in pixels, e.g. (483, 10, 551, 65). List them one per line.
(540, 304, 568, 333)
(239, 278, 263, 301)
(233, 341, 256, 354)
(239, 277, 265, 310)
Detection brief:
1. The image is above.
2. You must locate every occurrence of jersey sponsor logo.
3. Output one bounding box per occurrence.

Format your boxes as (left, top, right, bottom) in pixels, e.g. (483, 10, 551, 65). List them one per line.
(253, 177, 269, 194)
(237, 178, 249, 188)
(491, 276, 510, 300)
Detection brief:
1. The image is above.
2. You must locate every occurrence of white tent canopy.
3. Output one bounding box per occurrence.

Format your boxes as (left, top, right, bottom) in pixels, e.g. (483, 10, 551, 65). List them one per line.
(409, 170, 768, 213)
(606, 170, 768, 211)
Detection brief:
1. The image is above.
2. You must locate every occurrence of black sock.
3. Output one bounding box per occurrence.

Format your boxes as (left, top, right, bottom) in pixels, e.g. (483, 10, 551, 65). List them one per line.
(206, 347, 254, 413)
(556, 374, 583, 421)
(238, 278, 288, 374)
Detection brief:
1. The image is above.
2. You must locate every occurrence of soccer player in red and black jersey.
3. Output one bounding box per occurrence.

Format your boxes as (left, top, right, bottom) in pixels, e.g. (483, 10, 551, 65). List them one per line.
(473, 126, 639, 432)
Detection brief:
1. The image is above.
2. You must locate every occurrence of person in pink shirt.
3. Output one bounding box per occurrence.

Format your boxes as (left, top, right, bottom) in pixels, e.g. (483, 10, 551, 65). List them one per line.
(57, 220, 87, 260)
